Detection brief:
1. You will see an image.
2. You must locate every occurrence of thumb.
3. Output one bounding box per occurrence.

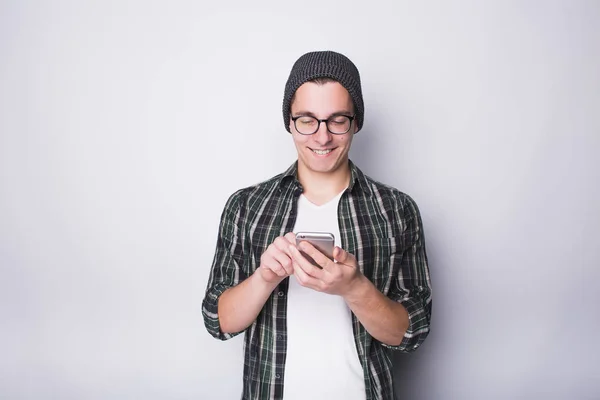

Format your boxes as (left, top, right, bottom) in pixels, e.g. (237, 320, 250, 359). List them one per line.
(284, 232, 297, 245)
(334, 246, 356, 265)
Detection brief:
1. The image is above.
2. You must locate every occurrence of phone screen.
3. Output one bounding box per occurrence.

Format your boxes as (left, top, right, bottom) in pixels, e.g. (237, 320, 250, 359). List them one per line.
(295, 232, 335, 268)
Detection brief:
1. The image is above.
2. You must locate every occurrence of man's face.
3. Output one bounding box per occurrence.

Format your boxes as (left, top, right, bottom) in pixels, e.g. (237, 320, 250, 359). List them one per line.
(289, 81, 356, 176)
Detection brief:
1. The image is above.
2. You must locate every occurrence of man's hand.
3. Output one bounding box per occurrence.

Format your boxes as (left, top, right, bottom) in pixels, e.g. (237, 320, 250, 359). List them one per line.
(289, 241, 361, 297)
(290, 240, 411, 346)
(217, 232, 297, 334)
(257, 232, 297, 284)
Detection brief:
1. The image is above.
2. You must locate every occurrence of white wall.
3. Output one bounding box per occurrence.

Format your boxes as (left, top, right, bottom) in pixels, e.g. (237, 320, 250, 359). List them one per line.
(1, 1, 599, 399)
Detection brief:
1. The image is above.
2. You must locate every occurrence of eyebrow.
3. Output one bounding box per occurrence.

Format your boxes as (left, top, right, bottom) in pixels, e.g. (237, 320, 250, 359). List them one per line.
(292, 110, 354, 117)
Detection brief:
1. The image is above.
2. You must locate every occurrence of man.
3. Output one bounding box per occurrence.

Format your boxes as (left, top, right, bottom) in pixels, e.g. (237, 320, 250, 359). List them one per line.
(202, 51, 432, 400)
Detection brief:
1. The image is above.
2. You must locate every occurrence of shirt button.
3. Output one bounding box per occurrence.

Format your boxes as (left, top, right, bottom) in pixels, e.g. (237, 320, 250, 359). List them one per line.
(278, 291, 284, 297)
(275, 374, 281, 379)
(277, 335, 283, 340)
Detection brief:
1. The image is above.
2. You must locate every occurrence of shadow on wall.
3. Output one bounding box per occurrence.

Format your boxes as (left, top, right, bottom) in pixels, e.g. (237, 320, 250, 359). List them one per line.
(351, 116, 441, 400)
(349, 119, 383, 180)
(349, 104, 414, 186)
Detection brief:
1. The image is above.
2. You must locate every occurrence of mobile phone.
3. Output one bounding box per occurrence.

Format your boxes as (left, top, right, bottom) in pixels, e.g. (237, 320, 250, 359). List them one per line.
(295, 232, 335, 268)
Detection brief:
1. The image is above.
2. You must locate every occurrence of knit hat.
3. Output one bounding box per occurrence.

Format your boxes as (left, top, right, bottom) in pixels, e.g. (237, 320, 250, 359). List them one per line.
(282, 51, 364, 133)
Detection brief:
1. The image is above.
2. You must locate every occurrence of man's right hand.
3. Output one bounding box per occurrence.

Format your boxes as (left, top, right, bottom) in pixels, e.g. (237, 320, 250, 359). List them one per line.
(257, 232, 297, 284)
(218, 232, 298, 334)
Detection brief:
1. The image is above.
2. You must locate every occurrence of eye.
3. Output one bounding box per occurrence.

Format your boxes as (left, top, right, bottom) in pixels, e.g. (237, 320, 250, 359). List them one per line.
(330, 117, 348, 125)
(298, 118, 316, 125)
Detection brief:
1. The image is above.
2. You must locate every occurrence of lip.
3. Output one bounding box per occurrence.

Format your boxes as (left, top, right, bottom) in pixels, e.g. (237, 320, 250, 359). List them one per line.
(308, 147, 336, 157)
(308, 147, 336, 151)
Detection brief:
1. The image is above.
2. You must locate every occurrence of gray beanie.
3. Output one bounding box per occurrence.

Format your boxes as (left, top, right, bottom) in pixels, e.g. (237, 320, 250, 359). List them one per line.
(282, 51, 364, 133)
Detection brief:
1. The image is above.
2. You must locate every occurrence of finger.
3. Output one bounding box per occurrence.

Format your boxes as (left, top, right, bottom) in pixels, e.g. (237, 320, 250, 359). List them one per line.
(289, 245, 325, 280)
(296, 241, 334, 270)
(274, 236, 294, 257)
(262, 259, 286, 277)
(293, 260, 323, 291)
(272, 251, 294, 275)
(260, 252, 286, 276)
(284, 232, 297, 245)
(333, 246, 357, 267)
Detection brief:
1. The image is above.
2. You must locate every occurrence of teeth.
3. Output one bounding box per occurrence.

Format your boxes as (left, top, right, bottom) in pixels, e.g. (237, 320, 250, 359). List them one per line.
(312, 149, 332, 155)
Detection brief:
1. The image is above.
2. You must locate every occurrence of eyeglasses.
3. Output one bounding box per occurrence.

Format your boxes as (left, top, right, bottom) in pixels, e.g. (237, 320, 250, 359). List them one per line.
(291, 114, 355, 135)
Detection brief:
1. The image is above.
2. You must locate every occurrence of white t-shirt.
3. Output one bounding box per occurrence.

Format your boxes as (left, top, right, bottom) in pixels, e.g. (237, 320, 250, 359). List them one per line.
(283, 190, 366, 400)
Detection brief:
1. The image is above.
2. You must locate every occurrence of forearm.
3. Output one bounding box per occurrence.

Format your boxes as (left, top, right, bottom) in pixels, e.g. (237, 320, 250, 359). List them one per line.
(217, 271, 279, 334)
(343, 275, 409, 347)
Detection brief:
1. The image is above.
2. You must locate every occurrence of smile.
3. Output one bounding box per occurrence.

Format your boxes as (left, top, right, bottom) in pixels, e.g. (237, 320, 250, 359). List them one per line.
(310, 148, 334, 155)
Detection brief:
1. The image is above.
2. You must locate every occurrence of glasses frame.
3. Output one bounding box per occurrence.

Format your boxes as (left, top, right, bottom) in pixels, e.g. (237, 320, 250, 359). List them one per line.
(291, 114, 356, 135)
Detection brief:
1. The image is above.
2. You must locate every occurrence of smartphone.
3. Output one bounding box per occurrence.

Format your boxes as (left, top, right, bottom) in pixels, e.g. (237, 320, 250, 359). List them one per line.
(295, 232, 335, 268)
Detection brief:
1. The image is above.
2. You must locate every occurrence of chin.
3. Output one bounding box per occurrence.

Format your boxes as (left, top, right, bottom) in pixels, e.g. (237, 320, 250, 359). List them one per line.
(297, 148, 349, 174)
(308, 160, 340, 173)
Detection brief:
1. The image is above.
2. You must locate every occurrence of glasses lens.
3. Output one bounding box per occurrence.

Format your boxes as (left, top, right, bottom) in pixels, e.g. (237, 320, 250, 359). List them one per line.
(327, 116, 351, 134)
(295, 116, 318, 135)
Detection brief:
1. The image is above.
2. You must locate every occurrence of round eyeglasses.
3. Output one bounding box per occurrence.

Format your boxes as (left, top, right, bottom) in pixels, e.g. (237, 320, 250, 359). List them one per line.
(291, 114, 355, 135)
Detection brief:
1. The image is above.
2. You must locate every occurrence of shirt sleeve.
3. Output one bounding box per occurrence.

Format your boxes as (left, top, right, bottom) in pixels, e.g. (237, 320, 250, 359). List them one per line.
(202, 190, 249, 341)
(382, 194, 432, 352)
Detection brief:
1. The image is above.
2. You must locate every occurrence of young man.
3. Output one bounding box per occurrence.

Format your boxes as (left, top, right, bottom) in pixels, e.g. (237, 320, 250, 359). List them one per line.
(202, 51, 432, 400)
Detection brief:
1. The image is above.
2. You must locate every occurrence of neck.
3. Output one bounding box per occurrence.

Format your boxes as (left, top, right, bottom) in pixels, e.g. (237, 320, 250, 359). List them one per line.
(297, 160, 351, 205)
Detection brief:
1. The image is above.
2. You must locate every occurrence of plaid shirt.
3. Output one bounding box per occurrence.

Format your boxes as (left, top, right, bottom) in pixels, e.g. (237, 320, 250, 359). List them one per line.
(202, 160, 432, 400)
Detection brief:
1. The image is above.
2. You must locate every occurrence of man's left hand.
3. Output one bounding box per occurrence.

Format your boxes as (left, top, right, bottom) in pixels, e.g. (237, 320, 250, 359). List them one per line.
(289, 241, 362, 297)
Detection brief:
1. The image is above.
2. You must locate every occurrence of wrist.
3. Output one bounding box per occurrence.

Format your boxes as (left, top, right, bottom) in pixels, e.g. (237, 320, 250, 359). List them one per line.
(342, 273, 371, 305)
(252, 268, 282, 293)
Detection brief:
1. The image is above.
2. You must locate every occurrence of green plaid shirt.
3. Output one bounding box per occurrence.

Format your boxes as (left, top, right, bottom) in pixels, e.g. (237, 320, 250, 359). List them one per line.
(202, 160, 432, 400)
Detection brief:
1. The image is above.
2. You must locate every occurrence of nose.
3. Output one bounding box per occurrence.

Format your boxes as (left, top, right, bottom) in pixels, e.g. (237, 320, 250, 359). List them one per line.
(313, 121, 332, 145)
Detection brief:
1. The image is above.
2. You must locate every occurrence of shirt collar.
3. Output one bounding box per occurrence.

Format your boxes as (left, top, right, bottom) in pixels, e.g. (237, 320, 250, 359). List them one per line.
(277, 159, 371, 196)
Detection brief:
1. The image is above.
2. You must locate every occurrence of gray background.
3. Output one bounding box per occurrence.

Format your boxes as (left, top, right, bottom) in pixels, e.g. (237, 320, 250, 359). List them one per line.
(1, 1, 599, 399)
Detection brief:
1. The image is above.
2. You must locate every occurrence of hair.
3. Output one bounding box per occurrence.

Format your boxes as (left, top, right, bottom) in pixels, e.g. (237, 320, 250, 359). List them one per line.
(310, 77, 337, 85)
